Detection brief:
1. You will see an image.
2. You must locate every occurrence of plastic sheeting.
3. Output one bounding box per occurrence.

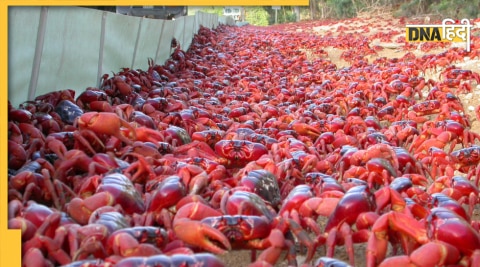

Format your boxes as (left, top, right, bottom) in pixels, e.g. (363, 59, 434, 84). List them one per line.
(8, 6, 234, 107)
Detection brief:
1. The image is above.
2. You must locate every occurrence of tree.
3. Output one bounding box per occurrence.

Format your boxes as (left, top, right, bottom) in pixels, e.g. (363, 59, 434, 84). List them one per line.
(245, 7, 270, 26)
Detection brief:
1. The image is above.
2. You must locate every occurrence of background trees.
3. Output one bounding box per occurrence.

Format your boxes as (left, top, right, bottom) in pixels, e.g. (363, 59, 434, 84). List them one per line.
(203, 1, 479, 26)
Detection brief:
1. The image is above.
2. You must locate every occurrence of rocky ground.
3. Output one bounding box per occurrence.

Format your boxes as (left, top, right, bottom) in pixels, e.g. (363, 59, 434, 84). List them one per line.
(217, 15, 480, 267)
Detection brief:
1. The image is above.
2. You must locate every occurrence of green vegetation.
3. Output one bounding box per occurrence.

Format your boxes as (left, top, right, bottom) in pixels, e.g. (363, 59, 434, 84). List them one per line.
(194, 1, 479, 25)
(314, 0, 479, 19)
(396, 0, 480, 18)
(309, 0, 479, 20)
(267, 7, 297, 24)
(198, 6, 224, 16)
(245, 7, 270, 26)
(327, 0, 356, 18)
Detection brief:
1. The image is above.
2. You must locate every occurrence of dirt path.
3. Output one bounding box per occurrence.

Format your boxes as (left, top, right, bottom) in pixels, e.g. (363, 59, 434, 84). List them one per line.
(306, 16, 480, 135)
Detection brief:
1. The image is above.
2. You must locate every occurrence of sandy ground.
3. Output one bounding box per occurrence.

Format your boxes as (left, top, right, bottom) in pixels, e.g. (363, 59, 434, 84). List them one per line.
(217, 15, 480, 267)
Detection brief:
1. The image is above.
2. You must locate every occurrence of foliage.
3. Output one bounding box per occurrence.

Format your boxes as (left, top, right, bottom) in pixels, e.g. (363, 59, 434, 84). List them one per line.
(395, 0, 423, 17)
(428, 0, 480, 18)
(268, 6, 297, 24)
(199, 6, 224, 16)
(353, 0, 395, 12)
(327, 0, 356, 18)
(196, 1, 480, 22)
(205, 0, 479, 23)
(299, 6, 314, 20)
(245, 7, 270, 26)
(396, 0, 480, 18)
(302, 0, 479, 20)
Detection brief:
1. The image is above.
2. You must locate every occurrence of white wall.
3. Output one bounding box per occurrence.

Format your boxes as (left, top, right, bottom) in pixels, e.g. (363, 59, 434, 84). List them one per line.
(8, 6, 235, 107)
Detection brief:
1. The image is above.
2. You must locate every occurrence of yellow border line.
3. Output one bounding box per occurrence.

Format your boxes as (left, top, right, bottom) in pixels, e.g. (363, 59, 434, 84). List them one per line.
(2, 2, 22, 266)
(3, 1, 307, 266)
(6, 1, 309, 6)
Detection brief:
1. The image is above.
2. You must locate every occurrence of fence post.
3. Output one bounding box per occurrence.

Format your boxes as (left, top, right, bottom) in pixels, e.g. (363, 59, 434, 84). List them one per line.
(28, 6, 48, 100)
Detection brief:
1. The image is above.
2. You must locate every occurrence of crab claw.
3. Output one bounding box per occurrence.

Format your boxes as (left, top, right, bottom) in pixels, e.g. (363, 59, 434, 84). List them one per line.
(173, 218, 231, 254)
(76, 112, 136, 145)
(290, 121, 320, 139)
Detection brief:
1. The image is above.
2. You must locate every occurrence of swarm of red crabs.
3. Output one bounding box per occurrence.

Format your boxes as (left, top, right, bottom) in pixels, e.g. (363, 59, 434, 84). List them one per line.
(8, 16, 480, 267)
